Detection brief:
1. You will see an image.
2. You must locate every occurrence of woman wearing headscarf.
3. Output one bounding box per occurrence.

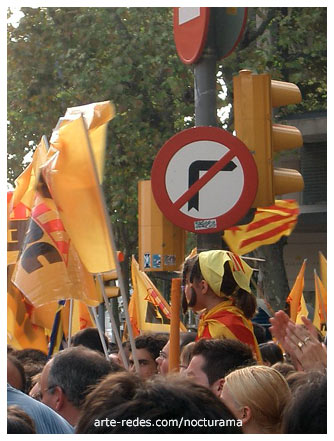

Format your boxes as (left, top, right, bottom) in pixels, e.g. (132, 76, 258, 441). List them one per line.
(182, 250, 261, 361)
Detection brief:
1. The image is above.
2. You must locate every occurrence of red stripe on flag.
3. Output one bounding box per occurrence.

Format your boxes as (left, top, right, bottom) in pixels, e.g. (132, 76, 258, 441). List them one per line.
(42, 219, 66, 235)
(54, 241, 69, 255)
(12, 202, 29, 220)
(240, 220, 296, 249)
(32, 203, 50, 218)
(246, 213, 297, 232)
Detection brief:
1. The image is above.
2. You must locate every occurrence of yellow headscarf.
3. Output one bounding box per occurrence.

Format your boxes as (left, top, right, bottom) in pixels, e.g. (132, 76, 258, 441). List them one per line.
(198, 250, 253, 296)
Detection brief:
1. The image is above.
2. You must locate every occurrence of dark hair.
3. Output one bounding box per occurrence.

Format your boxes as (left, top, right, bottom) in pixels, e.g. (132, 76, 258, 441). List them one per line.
(282, 371, 327, 433)
(13, 348, 47, 365)
(182, 254, 256, 319)
(71, 327, 109, 355)
(7, 355, 26, 392)
(132, 334, 168, 360)
(252, 323, 268, 345)
(192, 338, 256, 385)
(76, 374, 242, 434)
(47, 346, 112, 408)
(12, 348, 47, 393)
(7, 405, 36, 434)
(76, 371, 144, 433)
(259, 341, 284, 365)
(180, 332, 197, 350)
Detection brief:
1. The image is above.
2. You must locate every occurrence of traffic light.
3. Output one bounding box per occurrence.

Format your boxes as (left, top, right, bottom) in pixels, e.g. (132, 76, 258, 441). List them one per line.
(98, 251, 124, 298)
(233, 69, 304, 207)
(138, 180, 185, 272)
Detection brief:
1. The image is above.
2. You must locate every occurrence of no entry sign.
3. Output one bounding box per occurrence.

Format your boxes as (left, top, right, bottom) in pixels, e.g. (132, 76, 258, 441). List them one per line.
(151, 127, 258, 233)
(173, 7, 210, 64)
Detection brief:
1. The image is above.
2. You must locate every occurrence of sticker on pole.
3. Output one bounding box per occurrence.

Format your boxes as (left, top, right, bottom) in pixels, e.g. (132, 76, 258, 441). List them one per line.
(151, 127, 258, 233)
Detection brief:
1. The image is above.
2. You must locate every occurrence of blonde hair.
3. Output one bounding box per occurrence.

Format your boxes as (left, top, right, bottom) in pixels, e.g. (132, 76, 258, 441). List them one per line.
(224, 365, 291, 433)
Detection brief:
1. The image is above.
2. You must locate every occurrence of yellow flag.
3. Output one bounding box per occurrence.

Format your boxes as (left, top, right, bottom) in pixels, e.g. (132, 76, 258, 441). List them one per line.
(42, 113, 115, 274)
(7, 265, 48, 353)
(224, 199, 299, 255)
(58, 101, 115, 183)
(130, 257, 187, 335)
(12, 187, 101, 307)
(296, 293, 309, 324)
(61, 300, 95, 337)
(286, 259, 307, 322)
(314, 270, 327, 325)
(319, 251, 327, 291)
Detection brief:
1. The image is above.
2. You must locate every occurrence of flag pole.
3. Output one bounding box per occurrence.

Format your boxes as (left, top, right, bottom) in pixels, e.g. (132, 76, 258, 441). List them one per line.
(97, 274, 129, 369)
(81, 116, 139, 373)
(67, 299, 74, 347)
(47, 300, 66, 359)
(169, 278, 181, 373)
(89, 306, 110, 360)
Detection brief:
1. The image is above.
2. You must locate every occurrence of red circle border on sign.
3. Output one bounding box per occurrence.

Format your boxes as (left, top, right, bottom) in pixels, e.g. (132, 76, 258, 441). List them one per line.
(151, 126, 258, 233)
(173, 7, 210, 64)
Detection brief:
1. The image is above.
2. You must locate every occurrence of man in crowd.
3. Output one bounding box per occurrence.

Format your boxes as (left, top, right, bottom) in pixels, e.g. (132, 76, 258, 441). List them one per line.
(128, 334, 168, 379)
(185, 338, 255, 397)
(39, 345, 112, 426)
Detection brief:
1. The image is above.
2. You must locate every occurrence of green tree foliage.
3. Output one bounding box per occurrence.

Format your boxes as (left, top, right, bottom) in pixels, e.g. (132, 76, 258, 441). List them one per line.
(8, 7, 194, 261)
(219, 7, 326, 126)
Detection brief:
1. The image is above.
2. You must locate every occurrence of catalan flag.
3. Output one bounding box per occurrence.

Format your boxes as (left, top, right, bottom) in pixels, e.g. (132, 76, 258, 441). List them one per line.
(129, 257, 187, 335)
(12, 180, 101, 307)
(223, 199, 299, 255)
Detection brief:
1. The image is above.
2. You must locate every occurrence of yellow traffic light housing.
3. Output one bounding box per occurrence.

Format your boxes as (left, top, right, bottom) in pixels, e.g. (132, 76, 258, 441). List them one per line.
(233, 69, 304, 207)
(138, 180, 185, 272)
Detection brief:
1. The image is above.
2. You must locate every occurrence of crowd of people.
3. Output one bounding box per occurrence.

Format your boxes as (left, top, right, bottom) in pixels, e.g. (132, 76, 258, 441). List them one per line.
(7, 250, 327, 434)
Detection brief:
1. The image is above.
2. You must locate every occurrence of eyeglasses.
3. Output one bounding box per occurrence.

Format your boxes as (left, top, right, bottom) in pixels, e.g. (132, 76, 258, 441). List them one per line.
(158, 351, 168, 359)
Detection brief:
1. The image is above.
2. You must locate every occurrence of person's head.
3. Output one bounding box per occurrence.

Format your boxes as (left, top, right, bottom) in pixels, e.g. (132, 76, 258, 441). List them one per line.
(180, 341, 196, 372)
(221, 365, 291, 434)
(76, 373, 242, 434)
(7, 355, 26, 392)
(259, 341, 284, 366)
(71, 327, 109, 355)
(182, 250, 256, 318)
(282, 371, 326, 434)
(252, 323, 268, 345)
(12, 348, 47, 393)
(129, 334, 168, 379)
(117, 341, 131, 367)
(285, 369, 323, 394)
(185, 338, 255, 396)
(271, 362, 295, 379)
(155, 340, 170, 375)
(7, 405, 36, 434)
(40, 345, 112, 426)
(29, 372, 42, 401)
(76, 371, 144, 433)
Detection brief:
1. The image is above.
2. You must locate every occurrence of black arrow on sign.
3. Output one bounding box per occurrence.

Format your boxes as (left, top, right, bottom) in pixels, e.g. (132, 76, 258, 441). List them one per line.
(188, 159, 237, 211)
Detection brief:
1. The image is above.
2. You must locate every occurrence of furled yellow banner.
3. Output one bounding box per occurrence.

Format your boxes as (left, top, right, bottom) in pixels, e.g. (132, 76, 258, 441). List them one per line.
(43, 109, 115, 274)
(286, 259, 306, 322)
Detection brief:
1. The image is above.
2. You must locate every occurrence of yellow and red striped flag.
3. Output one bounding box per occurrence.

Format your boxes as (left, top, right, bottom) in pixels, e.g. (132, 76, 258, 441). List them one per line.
(223, 199, 299, 255)
(129, 257, 187, 335)
(286, 259, 307, 322)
